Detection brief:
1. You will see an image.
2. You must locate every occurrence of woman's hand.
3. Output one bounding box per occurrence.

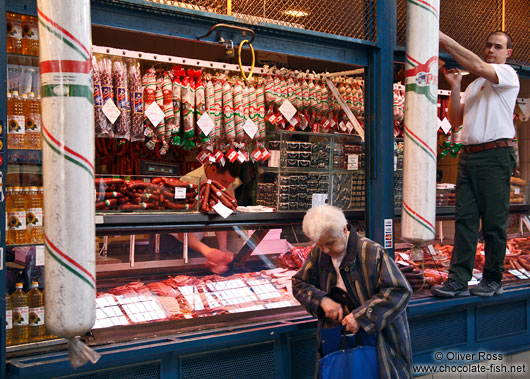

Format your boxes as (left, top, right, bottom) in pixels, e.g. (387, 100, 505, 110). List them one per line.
(342, 313, 360, 333)
(320, 297, 344, 321)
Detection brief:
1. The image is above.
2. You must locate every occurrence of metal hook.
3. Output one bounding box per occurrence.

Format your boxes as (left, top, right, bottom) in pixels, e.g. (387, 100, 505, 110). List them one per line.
(197, 23, 255, 44)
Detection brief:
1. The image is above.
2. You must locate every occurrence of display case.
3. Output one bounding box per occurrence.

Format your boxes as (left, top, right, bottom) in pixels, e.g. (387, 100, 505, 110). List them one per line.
(258, 130, 365, 211)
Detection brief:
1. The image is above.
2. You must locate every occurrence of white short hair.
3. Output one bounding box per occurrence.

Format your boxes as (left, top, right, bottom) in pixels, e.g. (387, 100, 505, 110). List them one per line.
(302, 205, 347, 242)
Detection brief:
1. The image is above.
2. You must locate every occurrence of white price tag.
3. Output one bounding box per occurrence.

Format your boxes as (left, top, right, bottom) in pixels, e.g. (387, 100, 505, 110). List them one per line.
(102, 99, 120, 124)
(441, 118, 453, 134)
(311, 193, 328, 208)
(174, 187, 187, 199)
(347, 154, 359, 170)
(243, 118, 258, 139)
(397, 261, 410, 267)
(437, 117, 444, 132)
(95, 215, 104, 224)
(145, 101, 165, 127)
(36, 245, 45, 266)
(398, 252, 410, 260)
(427, 245, 436, 255)
(509, 269, 529, 280)
(288, 116, 298, 127)
(514, 187, 521, 195)
(197, 113, 215, 136)
(278, 99, 297, 121)
(268, 150, 280, 168)
(346, 121, 354, 133)
(339, 121, 346, 132)
(237, 150, 247, 163)
(213, 201, 234, 218)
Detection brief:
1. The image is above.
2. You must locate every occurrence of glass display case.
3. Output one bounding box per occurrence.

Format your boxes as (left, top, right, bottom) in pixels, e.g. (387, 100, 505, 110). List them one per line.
(258, 130, 365, 211)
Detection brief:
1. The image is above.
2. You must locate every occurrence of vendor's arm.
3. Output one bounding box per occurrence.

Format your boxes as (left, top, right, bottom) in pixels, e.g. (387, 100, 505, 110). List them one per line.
(440, 31, 498, 83)
(292, 247, 340, 319)
(171, 232, 232, 273)
(350, 243, 412, 335)
(443, 67, 464, 127)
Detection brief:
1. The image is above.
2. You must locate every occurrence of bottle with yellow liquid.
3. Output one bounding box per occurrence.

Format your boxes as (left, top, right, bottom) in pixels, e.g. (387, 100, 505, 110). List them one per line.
(26, 186, 44, 243)
(28, 282, 45, 341)
(6, 292, 14, 345)
(7, 90, 25, 149)
(6, 187, 15, 245)
(7, 187, 28, 245)
(6, 12, 22, 54)
(24, 92, 42, 150)
(21, 15, 39, 56)
(11, 283, 29, 344)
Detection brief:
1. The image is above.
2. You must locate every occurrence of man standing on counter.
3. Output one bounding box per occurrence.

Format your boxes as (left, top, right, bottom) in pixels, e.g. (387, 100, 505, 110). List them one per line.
(162, 161, 242, 274)
(432, 31, 519, 298)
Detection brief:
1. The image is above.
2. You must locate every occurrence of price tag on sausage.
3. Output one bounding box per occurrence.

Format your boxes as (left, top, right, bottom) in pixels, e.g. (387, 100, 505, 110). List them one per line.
(515, 187, 521, 195)
(212, 201, 233, 218)
(174, 187, 186, 199)
(144, 101, 165, 127)
(509, 269, 529, 279)
(278, 99, 297, 121)
(102, 99, 121, 125)
(36, 245, 45, 266)
(197, 113, 214, 136)
(243, 118, 258, 139)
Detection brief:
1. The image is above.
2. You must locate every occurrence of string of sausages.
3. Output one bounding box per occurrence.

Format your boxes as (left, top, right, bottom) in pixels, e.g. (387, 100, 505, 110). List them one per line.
(198, 179, 237, 213)
(95, 177, 198, 211)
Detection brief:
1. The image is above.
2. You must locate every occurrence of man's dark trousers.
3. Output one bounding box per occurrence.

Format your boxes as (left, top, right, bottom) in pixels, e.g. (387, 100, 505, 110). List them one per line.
(449, 146, 517, 284)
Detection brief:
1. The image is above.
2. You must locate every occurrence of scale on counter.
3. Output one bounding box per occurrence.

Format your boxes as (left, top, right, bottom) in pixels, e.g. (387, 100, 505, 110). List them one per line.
(139, 160, 178, 176)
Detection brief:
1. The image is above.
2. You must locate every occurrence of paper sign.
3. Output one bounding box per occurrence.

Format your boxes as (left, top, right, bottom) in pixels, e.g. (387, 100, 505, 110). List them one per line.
(174, 187, 186, 199)
(515, 187, 520, 195)
(268, 150, 280, 167)
(36, 245, 45, 266)
(278, 99, 297, 121)
(243, 118, 258, 139)
(311, 193, 328, 208)
(441, 118, 452, 134)
(212, 201, 234, 219)
(102, 99, 121, 124)
(145, 101, 165, 127)
(197, 113, 214, 136)
(427, 245, 436, 255)
(347, 154, 359, 170)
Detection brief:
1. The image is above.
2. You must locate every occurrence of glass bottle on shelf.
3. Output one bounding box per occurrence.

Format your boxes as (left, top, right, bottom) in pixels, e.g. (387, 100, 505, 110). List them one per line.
(28, 281, 46, 341)
(7, 91, 26, 149)
(24, 92, 42, 149)
(6, 291, 14, 346)
(27, 186, 44, 243)
(6, 188, 15, 245)
(11, 283, 29, 344)
(6, 12, 23, 54)
(8, 187, 28, 245)
(21, 15, 39, 56)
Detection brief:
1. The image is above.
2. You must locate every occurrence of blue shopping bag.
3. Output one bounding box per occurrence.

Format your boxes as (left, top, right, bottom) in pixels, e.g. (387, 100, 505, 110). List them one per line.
(318, 327, 378, 379)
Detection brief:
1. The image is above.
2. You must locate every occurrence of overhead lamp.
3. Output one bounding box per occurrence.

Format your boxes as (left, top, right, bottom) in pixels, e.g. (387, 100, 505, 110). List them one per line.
(283, 10, 309, 17)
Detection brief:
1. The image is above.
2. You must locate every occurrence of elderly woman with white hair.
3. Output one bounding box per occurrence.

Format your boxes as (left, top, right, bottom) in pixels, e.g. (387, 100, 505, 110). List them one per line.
(292, 205, 413, 378)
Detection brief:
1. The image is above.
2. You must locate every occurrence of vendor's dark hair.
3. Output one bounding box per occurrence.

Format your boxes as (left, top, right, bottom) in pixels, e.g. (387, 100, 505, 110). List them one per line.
(488, 30, 513, 49)
(214, 160, 241, 178)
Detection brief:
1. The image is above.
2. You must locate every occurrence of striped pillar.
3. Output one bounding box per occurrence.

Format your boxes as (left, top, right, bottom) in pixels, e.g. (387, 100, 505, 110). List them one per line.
(401, 0, 440, 246)
(38, 0, 95, 339)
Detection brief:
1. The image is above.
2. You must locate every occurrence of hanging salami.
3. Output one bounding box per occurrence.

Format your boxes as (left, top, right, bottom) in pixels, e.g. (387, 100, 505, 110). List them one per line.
(128, 61, 144, 142)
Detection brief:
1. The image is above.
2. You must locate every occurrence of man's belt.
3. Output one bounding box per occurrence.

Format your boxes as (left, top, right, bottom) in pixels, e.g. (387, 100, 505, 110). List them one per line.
(462, 139, 515, 153)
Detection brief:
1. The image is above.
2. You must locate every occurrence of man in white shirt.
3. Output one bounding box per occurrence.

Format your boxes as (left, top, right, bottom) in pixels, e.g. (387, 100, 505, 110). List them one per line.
(432, 31, 519, 298)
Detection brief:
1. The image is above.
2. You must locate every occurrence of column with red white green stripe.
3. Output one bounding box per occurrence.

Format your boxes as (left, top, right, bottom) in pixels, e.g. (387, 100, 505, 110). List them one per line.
(38, 0, 99, 367)
(401, 0, 440, 247)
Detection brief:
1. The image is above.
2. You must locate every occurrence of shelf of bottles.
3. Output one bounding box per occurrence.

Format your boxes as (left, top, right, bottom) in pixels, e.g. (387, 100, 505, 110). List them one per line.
(5, 12, 50, 347)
